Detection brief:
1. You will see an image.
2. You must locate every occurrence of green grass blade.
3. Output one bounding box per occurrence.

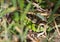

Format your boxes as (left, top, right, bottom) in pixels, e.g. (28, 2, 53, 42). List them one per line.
(0, 7, 16, 17)
(47, 0, 60, 24)
(11, 0, 17, 7)
(20, 2, 31, 22)
(18, 0, 24, 10)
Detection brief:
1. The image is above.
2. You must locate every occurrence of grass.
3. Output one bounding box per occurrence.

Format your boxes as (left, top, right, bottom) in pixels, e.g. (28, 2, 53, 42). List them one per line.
(0, 0, 60, 42)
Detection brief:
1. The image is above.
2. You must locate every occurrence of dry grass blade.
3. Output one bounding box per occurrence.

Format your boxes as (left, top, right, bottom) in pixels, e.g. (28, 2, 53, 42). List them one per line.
(26, 0, 46, 11)
(27, 12, 60, 17)
(54, 20, 60, 35)
(15, 26, 22, 34)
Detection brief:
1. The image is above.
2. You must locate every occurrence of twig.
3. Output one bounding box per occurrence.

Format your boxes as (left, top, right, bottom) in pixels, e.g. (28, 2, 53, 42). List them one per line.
(27, 12, 60, 17)
(26, 0, 46, 12)
(48, 35, 54, 41)
(54, 20, 60, 35)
